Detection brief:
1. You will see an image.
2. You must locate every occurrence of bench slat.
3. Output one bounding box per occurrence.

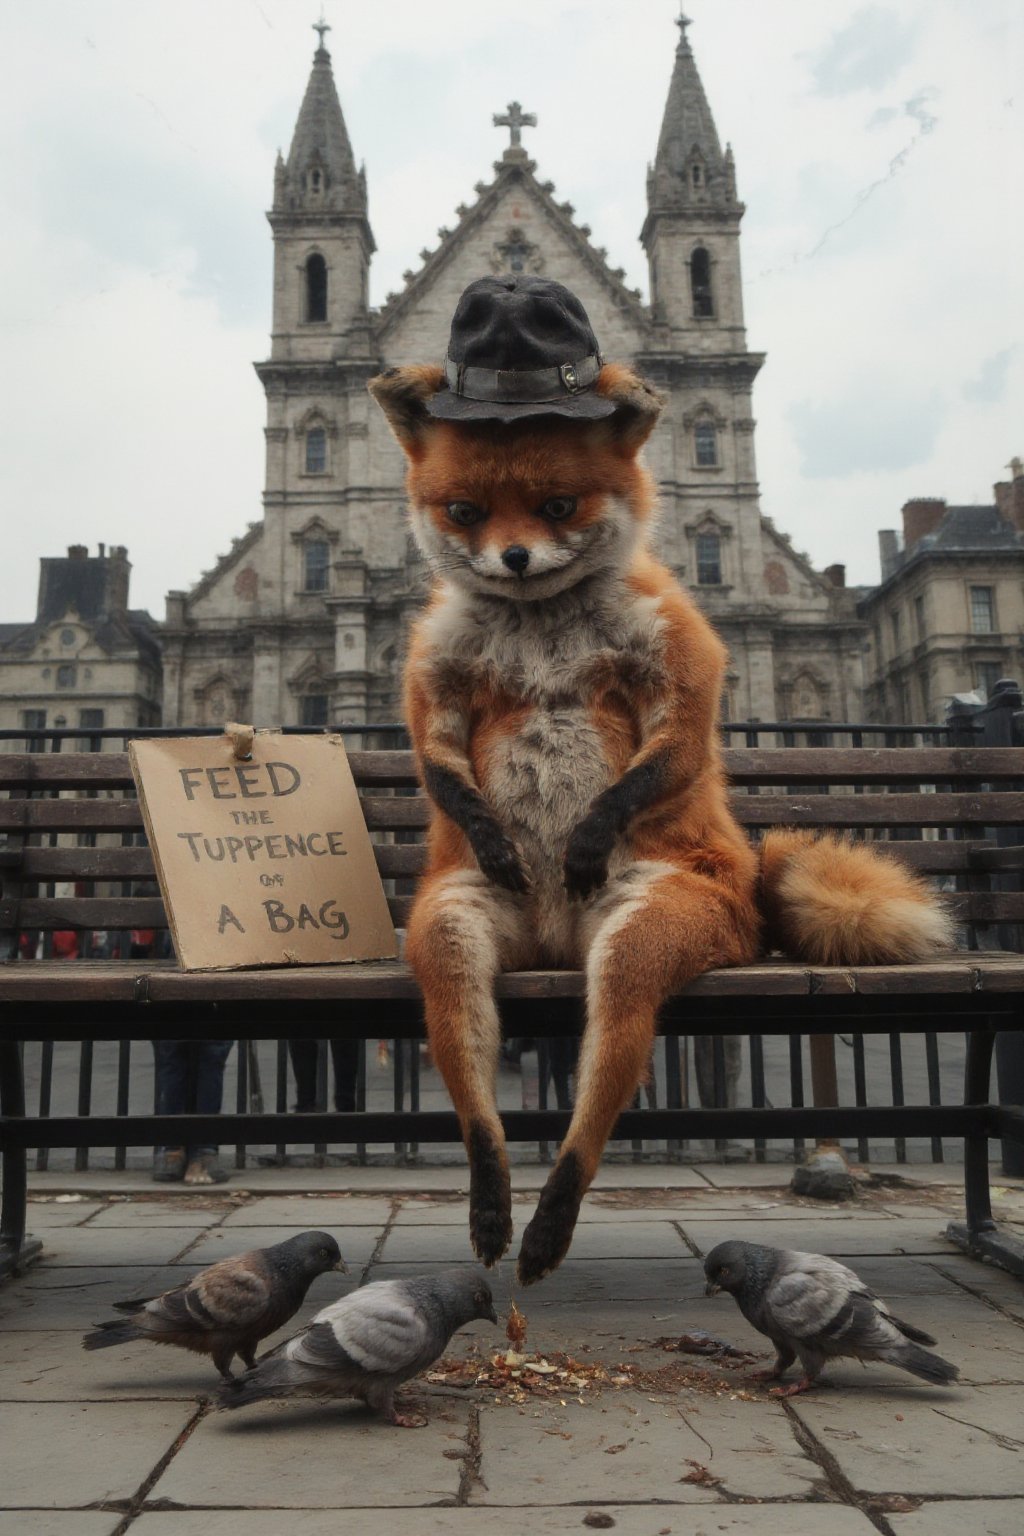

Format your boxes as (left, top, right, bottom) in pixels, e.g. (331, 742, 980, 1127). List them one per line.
(4, 790, 1023, 833)
(7, 889, 1023, 933)
(1, 953, 1022, 1003)
(2, 745, 1023, 790)
(8, 837, 1023, 884)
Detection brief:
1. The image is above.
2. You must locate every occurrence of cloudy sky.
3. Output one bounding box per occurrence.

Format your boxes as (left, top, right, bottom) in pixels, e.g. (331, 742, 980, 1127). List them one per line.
(1, 0, 1020, 620)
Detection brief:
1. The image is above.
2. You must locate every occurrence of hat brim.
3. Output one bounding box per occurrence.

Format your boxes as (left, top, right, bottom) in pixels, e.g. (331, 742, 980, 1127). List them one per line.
(424, 389, 615, 424)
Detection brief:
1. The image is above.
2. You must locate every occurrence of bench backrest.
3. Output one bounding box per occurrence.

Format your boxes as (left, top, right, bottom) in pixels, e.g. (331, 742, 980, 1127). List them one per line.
(2, 746, 1023, 953)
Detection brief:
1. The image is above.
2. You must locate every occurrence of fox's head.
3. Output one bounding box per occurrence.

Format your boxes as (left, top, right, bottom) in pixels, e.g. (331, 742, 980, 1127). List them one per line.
(368, 363, 663, 603)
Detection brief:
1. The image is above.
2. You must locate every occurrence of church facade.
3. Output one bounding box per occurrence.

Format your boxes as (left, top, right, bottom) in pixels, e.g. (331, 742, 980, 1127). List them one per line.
(160, 18, 866, 732)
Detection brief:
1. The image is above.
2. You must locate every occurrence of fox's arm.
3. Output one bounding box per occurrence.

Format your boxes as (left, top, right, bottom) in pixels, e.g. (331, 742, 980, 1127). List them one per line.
(405, 648, 529, 893)
(564, 592, 724, 899)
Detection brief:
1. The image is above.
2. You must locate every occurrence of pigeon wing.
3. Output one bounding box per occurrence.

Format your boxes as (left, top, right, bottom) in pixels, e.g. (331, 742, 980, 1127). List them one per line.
(764, 1252, 865, 1340)
(146, 1253, 273, 1336)
(291, 1284, 432, 1378)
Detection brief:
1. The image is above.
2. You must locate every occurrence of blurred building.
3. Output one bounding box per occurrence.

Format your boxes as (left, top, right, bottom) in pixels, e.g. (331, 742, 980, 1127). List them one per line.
(860, 459, 1024, 723)
(0, 544, 161, 746)
(159, 16, 865, 731)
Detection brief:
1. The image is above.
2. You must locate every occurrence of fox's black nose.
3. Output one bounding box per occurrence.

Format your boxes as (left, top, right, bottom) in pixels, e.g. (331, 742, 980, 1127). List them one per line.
(501, 545, 530, 574)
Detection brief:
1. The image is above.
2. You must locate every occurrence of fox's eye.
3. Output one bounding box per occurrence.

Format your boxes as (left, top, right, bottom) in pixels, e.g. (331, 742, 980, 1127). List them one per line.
(447, 501, 485, 527)
(538, 496, 576, 522)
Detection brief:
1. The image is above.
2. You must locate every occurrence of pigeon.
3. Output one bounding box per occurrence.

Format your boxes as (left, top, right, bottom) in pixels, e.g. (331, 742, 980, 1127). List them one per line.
(83, 1230, 346, 1379)
(218, 1265, 498, 1426)
(703, 1239, 958, 1397)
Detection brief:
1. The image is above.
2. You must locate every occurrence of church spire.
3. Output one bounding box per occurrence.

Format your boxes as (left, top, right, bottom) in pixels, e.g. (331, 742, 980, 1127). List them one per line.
(648, 12, 736, 210)
(276, 22, 365, 215)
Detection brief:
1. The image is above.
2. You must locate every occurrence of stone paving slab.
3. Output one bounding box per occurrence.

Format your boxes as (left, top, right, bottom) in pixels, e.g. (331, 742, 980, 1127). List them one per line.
(129, 1511, 880, 1536)
(1, 1328, 228, 1403)
(381, 1219, 689, 1266)
(86, 1199, 236, 1228)
(889, 1500, 1024, 1535)
(473, 1391, 822, 1505)
(793, 1384, 1024, 1496)
(218, 1195, 395, 1228)
(182, 1223, 379, 1272)
(0, 1515, 120, 1536)
(22, 1199, 104, 1229)
(32, 1226, 212, 1268)
(151, 1396, 472, 1507)
(679, 1217, 957, 1258)
(0, 1400, 197, 1508)
(0, 1266, 185, 1330)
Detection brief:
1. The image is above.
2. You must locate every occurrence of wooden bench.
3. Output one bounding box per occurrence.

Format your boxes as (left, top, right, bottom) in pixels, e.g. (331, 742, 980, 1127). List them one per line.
(2, 742, 1023, 1281)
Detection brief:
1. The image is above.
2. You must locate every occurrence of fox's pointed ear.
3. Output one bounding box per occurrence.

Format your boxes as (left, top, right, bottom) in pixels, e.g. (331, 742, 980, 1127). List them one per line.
(595, 364, 664, 454)
(368, 365, 445, 457)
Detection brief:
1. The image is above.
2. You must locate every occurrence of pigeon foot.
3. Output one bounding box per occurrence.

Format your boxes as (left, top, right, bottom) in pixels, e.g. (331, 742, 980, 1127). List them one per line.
(769, 1376, 817, 1398)
(388, 1408, 427, 1428)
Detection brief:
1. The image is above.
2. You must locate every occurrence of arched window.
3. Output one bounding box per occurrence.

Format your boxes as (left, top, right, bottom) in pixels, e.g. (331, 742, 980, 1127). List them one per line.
(691, 247, 713, 318)
(691, 163, 704, 189)
(696, 532, 721, 586)
(305, 254, 328, 322)
(305, 426, 327, 474)
(299, 693, 329, 728)
(694, 421, 718, 467)
(303, 540, 330, 593)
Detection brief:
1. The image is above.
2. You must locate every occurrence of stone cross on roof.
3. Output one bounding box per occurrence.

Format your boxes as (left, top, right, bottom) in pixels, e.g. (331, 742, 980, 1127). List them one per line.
(313, 13, 330, 50)
(493, 101, 537, 153)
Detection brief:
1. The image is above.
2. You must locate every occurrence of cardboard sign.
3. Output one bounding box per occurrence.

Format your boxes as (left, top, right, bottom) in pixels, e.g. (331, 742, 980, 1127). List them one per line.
(129, 731, 398, 971)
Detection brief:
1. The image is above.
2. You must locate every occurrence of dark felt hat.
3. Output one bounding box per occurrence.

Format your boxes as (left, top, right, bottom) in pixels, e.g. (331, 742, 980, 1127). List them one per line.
(426, 275, 614, 423)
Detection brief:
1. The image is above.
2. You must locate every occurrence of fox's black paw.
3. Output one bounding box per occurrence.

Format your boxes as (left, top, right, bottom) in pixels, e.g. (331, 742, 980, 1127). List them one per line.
(468, 1124, 512, 1266)
(563, 816, 613, 901)
(516, 1153, 584, 1284)
(471, 820, 532, 894)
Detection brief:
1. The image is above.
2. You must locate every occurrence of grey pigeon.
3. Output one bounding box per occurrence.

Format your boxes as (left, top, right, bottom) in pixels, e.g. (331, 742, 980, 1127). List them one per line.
(218, 1265, 498, 1426)
(704, 1239, 958, 1397)
(83, 1231, 345, 1379)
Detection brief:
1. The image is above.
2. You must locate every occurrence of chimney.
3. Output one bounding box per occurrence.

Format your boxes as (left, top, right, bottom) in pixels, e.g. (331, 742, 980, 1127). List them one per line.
(901, 497, 946, 550)
(995, 456, 1024, 533)
(823, 563, 846, 588)
(878, 530, 900, 580)
(67, 544, 88, 560)
(37, 545, 132, 625)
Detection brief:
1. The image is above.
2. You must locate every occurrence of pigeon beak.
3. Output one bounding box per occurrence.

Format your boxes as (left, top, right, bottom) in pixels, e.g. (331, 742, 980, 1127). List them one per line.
(334, 1259, 349, 1274)
(704, 1282, 721, 1297)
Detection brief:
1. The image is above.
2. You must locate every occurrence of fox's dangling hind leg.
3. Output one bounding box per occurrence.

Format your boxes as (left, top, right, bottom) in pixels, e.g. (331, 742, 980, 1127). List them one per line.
(406, 869, 530, 1266)
(517, 863, 757, 1283)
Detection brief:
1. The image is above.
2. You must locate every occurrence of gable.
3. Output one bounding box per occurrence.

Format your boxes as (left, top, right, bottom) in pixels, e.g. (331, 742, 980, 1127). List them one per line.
(380, 170, 650, 368)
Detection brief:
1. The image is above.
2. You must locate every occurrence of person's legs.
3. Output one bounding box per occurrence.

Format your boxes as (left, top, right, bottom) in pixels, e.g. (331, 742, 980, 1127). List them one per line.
(288, 1039, 319, 1113)
(184, 1039, 234, 1183)
(329, 1038, 360, 1115)
(151, 1041, 187, 1181)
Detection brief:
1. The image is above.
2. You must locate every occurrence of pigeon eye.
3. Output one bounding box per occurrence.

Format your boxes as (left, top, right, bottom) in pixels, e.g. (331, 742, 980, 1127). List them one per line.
(538, 495, 576, 522)
(447, 501, 485, 527)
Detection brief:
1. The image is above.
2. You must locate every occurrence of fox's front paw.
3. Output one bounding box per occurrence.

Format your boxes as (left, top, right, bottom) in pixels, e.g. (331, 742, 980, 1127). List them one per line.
(563, 816, 613, 901)
(471, 819, 531, 893)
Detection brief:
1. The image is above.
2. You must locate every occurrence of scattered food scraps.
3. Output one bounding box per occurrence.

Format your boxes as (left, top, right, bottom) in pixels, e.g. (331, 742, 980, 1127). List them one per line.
(657, 1331, 761, 1363)
(506, 1299, 528, 1351)
(583, 1515, 616, 1530)
(425, 1347, 761, 1406)
(680, 1459, 723, 1487)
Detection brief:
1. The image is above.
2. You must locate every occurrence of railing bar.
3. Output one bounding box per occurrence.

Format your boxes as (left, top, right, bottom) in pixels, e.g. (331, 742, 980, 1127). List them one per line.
(852, 1032, 870, 1163)
(35, 1040, 54, 1173)
(925, 1031, 945, 1164)
(889, 1031, 907, 1163)
(235, 1037, 248, 1170)
(789, 1033, 805, 1157)
(74, 1039, 93, 1172)
(750, 1033, 766, 1162)
(114, 1039, 131, 1171)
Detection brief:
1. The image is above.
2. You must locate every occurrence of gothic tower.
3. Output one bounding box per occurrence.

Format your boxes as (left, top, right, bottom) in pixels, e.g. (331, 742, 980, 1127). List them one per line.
(161, 15, 865, 733)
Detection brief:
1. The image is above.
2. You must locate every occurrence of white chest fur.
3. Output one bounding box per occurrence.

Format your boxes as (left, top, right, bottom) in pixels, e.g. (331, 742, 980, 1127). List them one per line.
(421, 577, 666, 861)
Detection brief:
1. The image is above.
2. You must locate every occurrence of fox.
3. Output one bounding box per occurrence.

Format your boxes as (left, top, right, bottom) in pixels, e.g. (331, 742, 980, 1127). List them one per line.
(368, 356, 952, 1285)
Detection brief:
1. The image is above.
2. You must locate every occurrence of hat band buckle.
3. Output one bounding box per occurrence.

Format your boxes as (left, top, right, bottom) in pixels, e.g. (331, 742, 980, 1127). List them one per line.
(443, 352, 602, 404)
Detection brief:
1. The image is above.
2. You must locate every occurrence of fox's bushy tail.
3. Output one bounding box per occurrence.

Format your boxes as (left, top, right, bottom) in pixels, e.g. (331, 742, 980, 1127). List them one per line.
(759, 830, 953, 966)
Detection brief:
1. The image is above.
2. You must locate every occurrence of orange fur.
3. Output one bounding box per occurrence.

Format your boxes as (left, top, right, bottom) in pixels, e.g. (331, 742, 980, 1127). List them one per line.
(371, 360, 951, 1282)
